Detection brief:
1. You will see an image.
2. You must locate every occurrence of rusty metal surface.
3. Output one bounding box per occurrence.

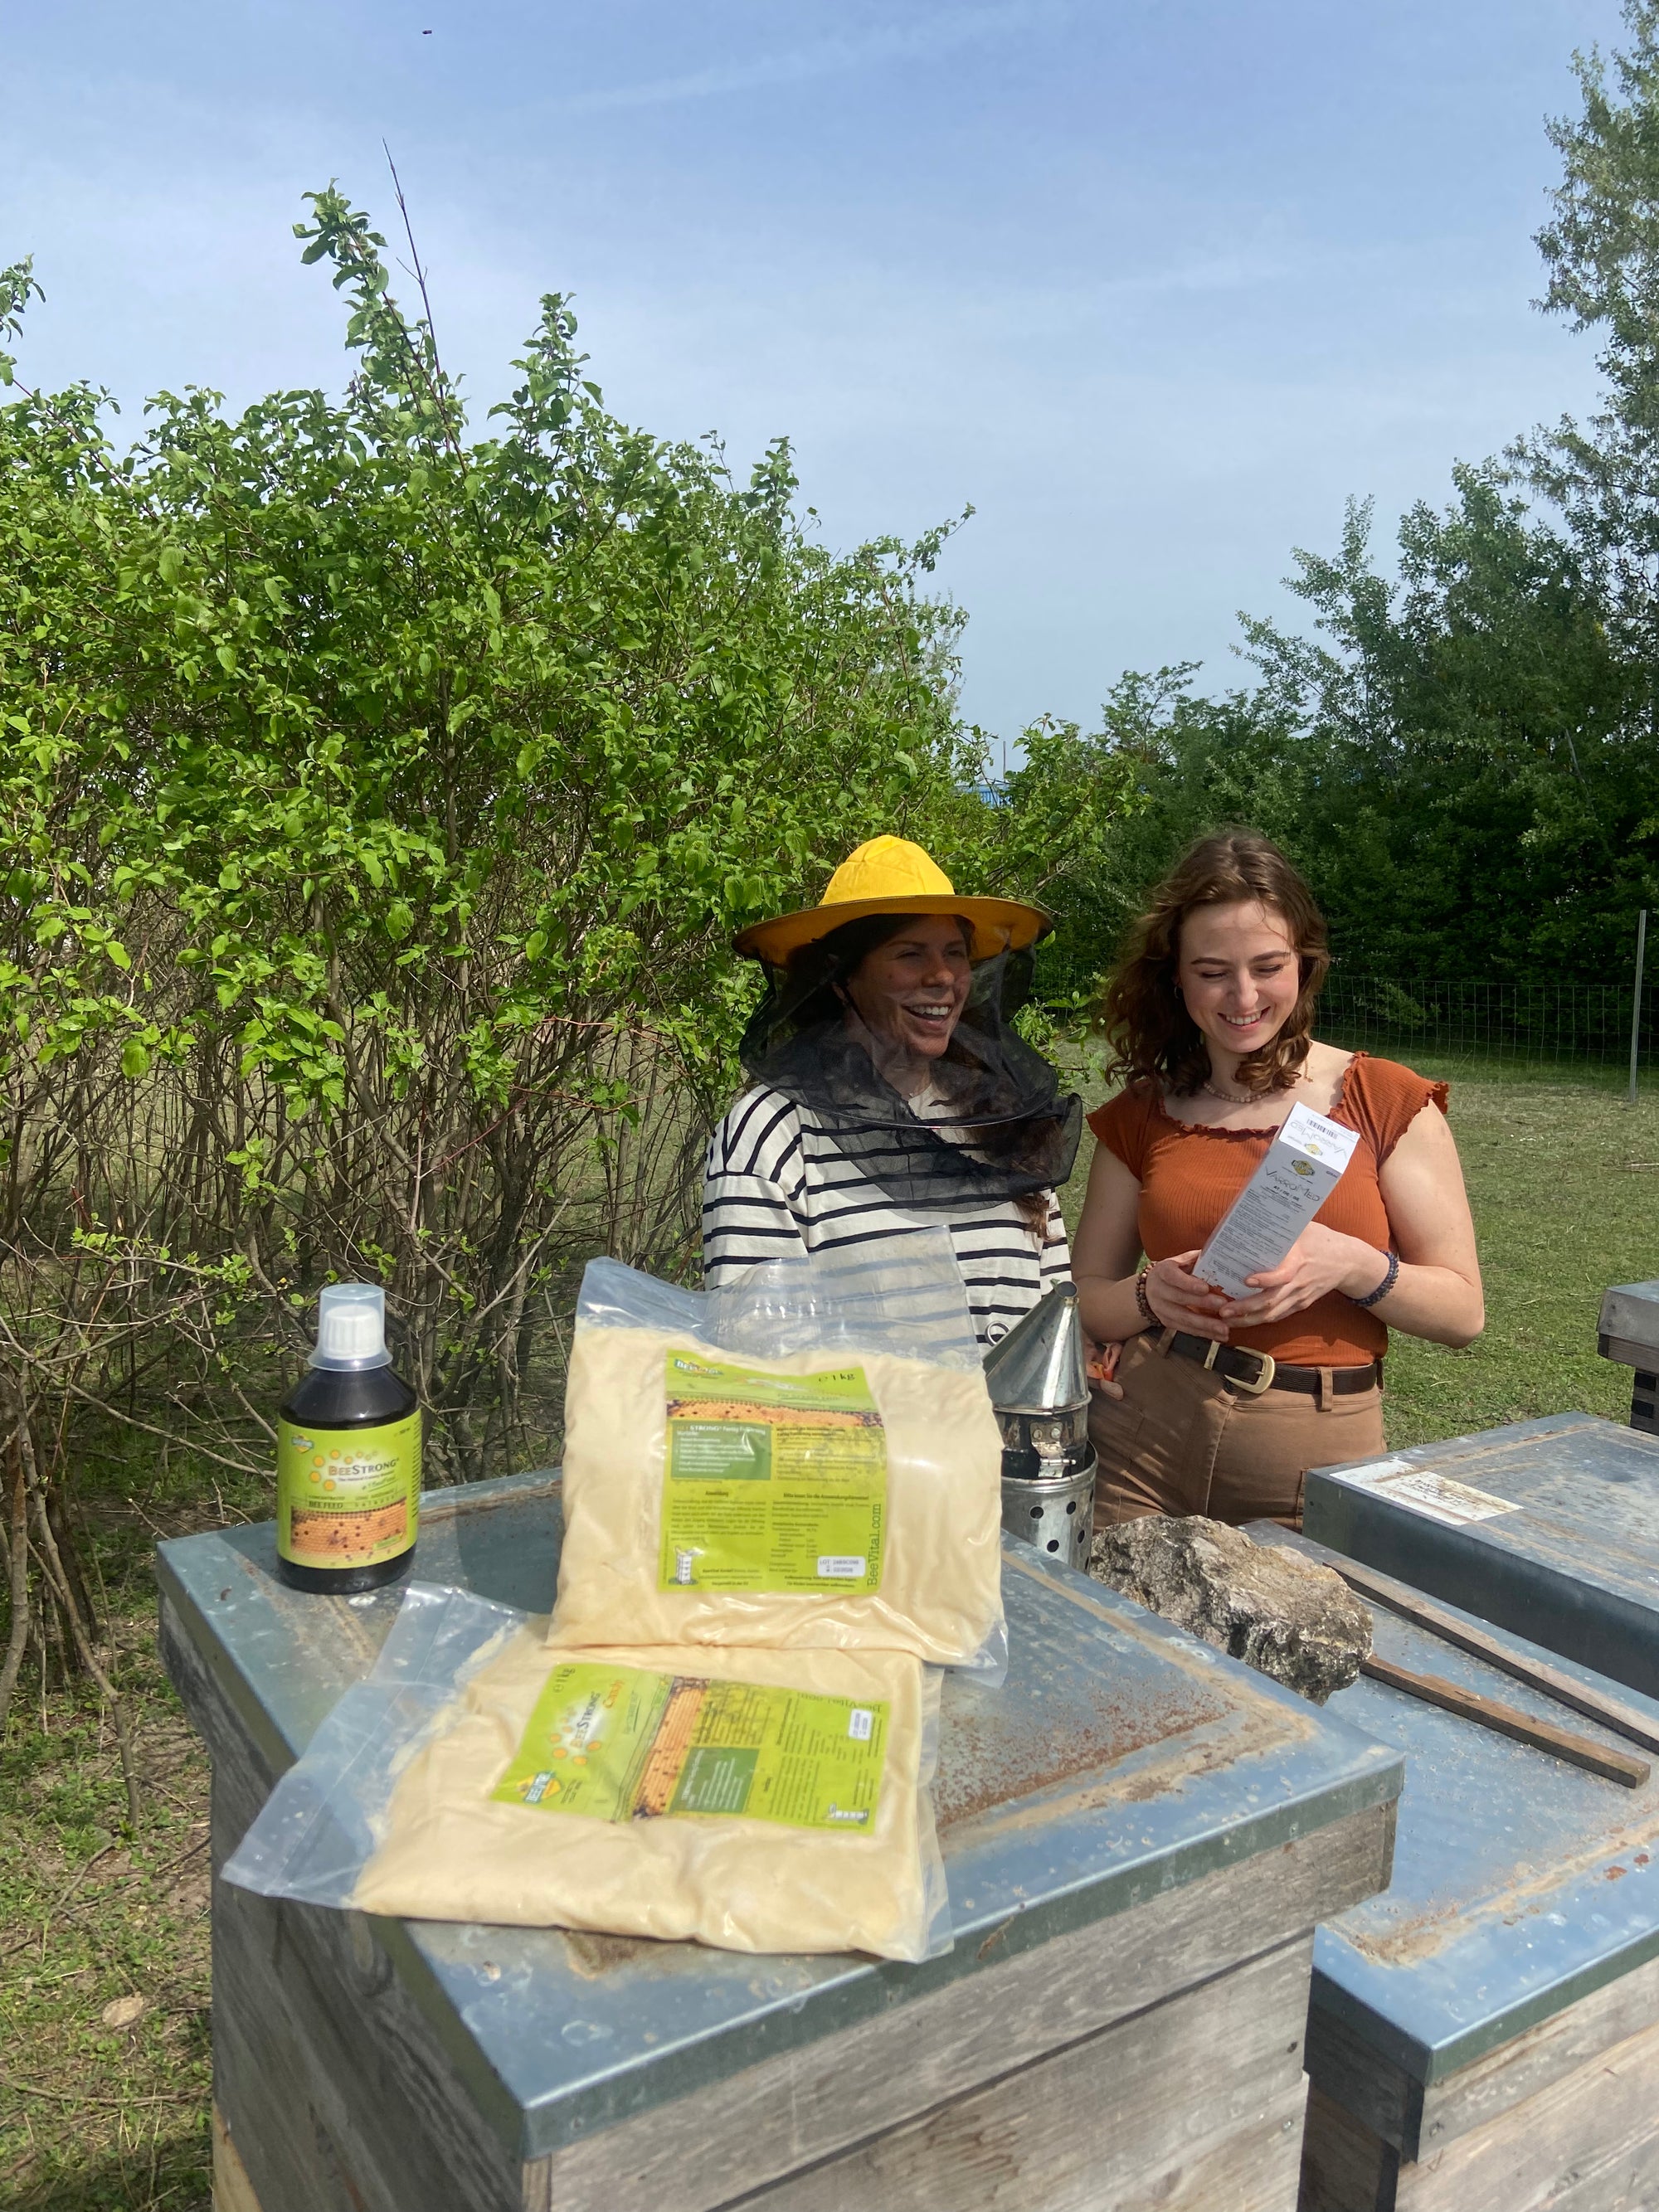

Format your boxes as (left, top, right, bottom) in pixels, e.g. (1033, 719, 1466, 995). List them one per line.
(1255, 1523, 1659, 2085)
(158, 1478, 1399, 2158)
(1304, 1412, 1659, 1698)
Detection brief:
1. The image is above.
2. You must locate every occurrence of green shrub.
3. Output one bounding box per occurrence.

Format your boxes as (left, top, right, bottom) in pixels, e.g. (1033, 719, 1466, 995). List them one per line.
(0, 191, 1005, 1725)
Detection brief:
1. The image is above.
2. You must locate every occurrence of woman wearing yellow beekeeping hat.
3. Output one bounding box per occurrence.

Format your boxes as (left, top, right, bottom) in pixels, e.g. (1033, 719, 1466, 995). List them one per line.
(705, 837, 1083, 1346)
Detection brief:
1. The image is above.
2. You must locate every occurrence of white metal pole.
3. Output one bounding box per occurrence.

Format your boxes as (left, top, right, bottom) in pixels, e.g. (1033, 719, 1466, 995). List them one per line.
(1631, 909, 1649, 1106)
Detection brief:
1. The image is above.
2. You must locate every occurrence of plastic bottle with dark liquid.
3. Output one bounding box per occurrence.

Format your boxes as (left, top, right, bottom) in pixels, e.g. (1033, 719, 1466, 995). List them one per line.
(275, 1284, 421, 1593)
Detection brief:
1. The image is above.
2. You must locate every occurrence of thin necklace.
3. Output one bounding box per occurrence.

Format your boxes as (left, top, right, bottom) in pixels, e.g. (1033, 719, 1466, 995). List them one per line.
(1201, 1067, 1304, 1107)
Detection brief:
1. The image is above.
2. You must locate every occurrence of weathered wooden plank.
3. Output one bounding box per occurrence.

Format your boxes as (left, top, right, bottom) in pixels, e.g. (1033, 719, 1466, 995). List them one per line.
(1298, 2083, 1398, 2212)
(1359, 1655, 1650, 1787)
(212, 1850, 526, 2212)
(1304, 2002, 1419, 2158)
(1130, 2078, 1308, 2212)
(163, 1597, 528, 2212)
(1548, 2120, 1659, 2212)
(732, 2083, 1310, 2212)
(1331, 1557, 1659, 1758)
(708, 1940, 1311, 2212)
(211, 1889, 385, 2212)
(212, 2101, 265, 2212)
(532, 1807, 1391, 2212)
(1304, 1969, 1659, 2206)
(1394, 2013, 1659, 2212)
(1416, 1947, 1659, 2159)
(214, 1833, 528, 2212)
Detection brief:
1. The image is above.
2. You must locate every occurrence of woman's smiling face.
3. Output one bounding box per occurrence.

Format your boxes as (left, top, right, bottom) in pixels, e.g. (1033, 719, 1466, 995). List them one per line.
(1176, 900, 1302, 1064)
(843, 915, 973, 1062)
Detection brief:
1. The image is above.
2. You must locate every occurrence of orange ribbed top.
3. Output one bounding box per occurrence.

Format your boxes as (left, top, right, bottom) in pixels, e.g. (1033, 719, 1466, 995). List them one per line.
(1087, 1054, 1449, 1368)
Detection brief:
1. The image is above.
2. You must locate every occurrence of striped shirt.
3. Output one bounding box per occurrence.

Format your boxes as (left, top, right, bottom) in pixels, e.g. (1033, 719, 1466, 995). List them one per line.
(703, 1084, 1072, 1346)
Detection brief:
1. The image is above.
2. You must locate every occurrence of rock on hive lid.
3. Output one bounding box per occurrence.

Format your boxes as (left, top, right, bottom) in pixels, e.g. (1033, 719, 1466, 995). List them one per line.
(981, 1286, 1088, 1416)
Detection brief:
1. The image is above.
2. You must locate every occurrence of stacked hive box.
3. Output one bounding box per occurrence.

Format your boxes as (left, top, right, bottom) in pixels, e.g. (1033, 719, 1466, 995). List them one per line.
(1283, 1415, 1659, 2210)
(162, 1470, 1401, 2212)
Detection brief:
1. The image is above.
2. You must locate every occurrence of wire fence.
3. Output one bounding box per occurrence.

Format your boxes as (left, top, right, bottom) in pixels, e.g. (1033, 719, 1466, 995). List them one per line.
(1318, 975, 1657, 1078)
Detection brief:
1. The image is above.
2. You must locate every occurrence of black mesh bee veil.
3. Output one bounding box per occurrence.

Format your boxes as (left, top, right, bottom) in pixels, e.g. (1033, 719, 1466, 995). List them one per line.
(737, 916, 1083, 1213)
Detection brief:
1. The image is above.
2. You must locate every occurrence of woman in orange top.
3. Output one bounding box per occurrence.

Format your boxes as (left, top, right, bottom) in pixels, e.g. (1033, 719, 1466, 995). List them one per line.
(1073, 830, 1483, 1529)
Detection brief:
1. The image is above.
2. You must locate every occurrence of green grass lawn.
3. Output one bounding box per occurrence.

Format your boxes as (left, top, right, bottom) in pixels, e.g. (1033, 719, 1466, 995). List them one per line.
(3, 1053, 1657, 2207)
(1, 1633, 214, 2209)
(1373, 1059, 1659, 1447)
(1, 1447, 260, 2207)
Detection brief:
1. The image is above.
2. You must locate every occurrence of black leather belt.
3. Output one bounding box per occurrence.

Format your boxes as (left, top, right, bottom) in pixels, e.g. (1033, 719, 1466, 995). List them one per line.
(1164, 1331, 1380, 1398)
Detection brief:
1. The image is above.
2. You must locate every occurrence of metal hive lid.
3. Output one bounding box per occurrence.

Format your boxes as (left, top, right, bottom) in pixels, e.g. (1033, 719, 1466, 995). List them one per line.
(981, 1284, 1089, 1415)
(1599, 1280, 1659, 1362)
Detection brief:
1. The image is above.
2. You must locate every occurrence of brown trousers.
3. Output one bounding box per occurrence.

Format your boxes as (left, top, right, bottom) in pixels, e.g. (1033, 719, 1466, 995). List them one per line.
(1088, 1330, 1385, 1531)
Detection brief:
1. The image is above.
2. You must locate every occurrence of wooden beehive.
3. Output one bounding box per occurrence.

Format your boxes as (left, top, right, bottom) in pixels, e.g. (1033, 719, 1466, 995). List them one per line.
(160, 1472, 1400, 2212)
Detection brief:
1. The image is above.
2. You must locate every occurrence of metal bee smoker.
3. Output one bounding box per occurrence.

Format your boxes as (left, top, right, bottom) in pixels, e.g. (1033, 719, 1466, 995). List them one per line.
(983, 1286, 1097, 1568)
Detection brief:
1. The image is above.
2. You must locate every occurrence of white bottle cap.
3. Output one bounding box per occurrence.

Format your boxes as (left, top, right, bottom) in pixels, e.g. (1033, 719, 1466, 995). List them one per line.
(310, 1283, 392, 1371)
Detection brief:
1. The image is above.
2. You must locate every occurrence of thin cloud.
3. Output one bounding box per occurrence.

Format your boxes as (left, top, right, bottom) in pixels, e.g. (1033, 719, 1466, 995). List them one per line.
(560, 2, 1071, 114)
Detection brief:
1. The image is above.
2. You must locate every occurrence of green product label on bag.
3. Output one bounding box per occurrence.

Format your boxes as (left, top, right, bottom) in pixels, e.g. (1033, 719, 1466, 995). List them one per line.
(490, 1659, 888, 1832)
(656, 1349, 885, 1593)
(276, 1413, 420, 1568)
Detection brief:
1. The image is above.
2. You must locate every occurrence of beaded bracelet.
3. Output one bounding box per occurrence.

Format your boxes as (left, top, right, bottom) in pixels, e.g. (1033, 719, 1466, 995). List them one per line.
(1352, 1250, 1399, 1309)
(1134, 1265, 1155, 1326)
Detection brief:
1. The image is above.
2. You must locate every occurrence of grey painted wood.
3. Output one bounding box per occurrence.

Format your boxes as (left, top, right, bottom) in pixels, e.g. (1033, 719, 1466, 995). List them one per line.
(714, 1940, 1311, 2212)
(533, 1805, 1392, 2212)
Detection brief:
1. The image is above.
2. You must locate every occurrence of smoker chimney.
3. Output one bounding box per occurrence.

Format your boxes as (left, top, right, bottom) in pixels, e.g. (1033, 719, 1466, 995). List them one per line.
(984, 1286, 1097, 1569)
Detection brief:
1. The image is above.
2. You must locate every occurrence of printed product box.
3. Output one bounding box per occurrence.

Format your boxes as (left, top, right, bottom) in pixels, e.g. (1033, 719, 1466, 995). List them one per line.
(1195, 1101, 1360, 1299)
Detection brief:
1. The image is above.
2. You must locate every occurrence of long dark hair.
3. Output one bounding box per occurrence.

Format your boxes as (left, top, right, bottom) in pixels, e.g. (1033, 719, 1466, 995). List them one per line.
(738, 907, 1066, 1238)
(1099, 831, 1331, 1097)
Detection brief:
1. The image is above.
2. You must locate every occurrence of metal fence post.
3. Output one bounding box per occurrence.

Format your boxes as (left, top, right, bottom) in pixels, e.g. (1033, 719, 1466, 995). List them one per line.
(1631, 910, 1649, 1106)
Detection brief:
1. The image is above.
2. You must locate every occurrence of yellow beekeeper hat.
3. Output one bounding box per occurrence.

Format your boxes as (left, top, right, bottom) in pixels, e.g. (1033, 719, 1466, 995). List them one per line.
(733, 836, 1050, 965)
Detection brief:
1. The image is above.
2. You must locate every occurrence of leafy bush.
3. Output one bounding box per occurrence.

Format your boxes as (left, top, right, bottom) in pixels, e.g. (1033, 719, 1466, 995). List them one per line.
(0, 192, 1000, 1733)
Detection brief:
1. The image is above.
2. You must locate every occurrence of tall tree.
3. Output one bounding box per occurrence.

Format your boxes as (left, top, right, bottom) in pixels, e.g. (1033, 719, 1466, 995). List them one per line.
(1236, 472, 1648, 976)
(1528, 0, 1659, 644)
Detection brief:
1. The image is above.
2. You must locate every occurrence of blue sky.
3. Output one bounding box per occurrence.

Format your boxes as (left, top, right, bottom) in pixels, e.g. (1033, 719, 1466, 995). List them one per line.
(3, 0, 1629, 742)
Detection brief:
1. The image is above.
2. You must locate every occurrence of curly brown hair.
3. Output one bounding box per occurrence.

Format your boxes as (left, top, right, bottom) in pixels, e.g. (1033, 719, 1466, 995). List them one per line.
(1099, 830, 1331, 1098)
